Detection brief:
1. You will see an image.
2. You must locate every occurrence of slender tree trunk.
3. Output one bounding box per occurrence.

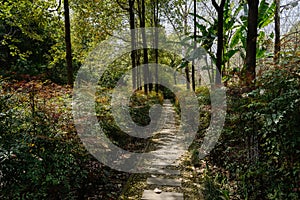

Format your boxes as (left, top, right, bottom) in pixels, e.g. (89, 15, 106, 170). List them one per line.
(191, 0, 196, 91)
(245, 0, 260, 163)
(138, 0, 149, 94)
(184, 1, 190, 90)
(129, 0, 137, 90)
(64, 0, 73, 86)
(212, 0, 226, 85)
(245, 0, 259, 86)
(154, 0, 159, 94)
(274, 0, 281, 64)
(137, 45, 142, 89)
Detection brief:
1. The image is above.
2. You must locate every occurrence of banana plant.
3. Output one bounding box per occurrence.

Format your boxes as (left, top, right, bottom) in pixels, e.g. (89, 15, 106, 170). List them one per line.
(182, 0, 275, 82)
(184, 1, 243, 83)
(177, 15, 217, 84)
(231, 0, 275, 61)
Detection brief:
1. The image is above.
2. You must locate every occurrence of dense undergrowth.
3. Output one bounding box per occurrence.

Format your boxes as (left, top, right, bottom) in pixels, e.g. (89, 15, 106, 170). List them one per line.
(198, 60, 300, 199)
(0, 79, 87, 199)
(0, 77, 166, 199)
(0, 79, 131, 199)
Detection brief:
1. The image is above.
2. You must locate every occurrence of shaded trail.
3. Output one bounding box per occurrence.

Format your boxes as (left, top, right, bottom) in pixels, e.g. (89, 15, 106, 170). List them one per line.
(121, 99, 191, 199)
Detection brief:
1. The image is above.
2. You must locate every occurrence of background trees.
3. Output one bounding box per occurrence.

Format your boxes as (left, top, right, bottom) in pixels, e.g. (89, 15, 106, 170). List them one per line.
(0, 0, 298, 87)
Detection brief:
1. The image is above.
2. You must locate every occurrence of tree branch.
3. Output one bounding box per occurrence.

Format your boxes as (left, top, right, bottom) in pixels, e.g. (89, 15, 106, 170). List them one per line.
(212, 0, 226, 11)
(116, 0, 130, 11)
(212, 0, 219, 10)
(49, 0, 61, 13)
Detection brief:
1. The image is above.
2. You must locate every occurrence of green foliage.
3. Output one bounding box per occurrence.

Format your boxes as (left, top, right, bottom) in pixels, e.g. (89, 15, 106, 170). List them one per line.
(202, 164, 230, 200)
(95, 87, 163, 150)
(70, 0, 122, 64)
(258, 0, 275, 28)
(160, 0, 193, 35)
(0, 0, 122, 84)
(0, 79, 91, 199)
(209, 58, 300, 199)
(0, 0, 299, 199)
(185, 0, 275, 84)
(185, 0, 275, 83)
(195, 86, 211, 105)
(233, 0, 275, 62)
(0, 0, 60, 76)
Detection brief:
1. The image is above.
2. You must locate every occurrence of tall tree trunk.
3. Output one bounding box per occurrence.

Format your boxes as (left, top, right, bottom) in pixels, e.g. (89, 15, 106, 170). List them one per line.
(184, 1, 190, 90)
(129, 0, 137, 90)
(212, 0, 226, 85)
(138, 0, 149, 94)
(137, 45, 142, 89)
(245, 0, 259, 86)
(154, 0, 159, 94)
(191, 0, 197, 91)
(64, 0, 73, 86)
(245, 0, 260, 163)
(274, 0, 281, 64)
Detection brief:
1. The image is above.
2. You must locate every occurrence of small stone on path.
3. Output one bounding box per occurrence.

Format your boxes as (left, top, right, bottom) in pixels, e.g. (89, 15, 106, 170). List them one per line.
(154, 188, 162, 193)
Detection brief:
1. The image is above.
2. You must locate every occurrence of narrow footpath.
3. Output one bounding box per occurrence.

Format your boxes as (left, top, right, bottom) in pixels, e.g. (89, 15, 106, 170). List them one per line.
(120, 99, 203, 200)
(141, 99, 184, 199)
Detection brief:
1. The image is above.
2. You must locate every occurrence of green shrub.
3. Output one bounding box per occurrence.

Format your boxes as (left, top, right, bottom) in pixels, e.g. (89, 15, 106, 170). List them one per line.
(195, 86, 211, 105)
(95, 88, 164, 150)
(0, 79, 90, 199)
(208, 61, 300, 199)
